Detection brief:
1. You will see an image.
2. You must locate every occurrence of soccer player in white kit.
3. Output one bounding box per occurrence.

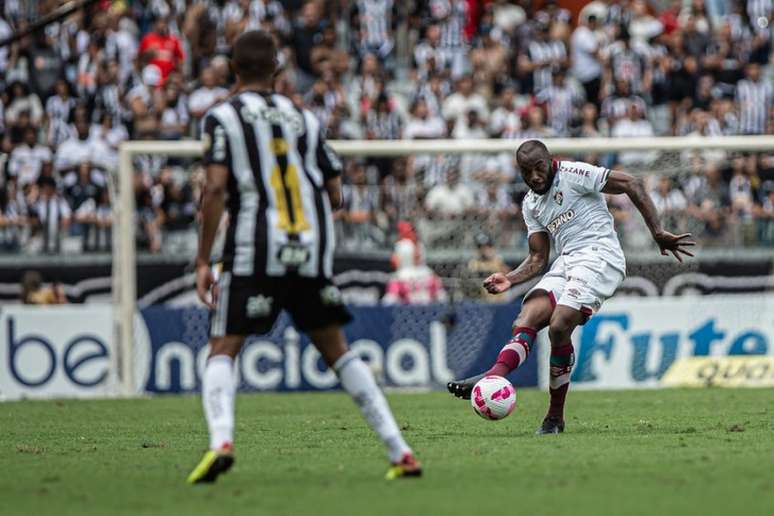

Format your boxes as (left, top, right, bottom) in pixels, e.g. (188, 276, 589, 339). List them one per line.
(448, 140, 695, 434)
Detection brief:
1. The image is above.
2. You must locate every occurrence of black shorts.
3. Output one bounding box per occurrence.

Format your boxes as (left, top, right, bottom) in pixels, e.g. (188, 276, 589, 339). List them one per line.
(209, 273, 353, 337)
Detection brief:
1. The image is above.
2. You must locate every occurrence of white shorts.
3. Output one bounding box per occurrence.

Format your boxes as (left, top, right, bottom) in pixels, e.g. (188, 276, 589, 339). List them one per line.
(525, 253, 625, 319)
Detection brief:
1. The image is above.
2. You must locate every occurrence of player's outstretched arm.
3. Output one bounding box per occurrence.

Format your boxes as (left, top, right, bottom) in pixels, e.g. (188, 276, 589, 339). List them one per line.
(602, 170, 695, 262)
(195, 164, 229, 309)
(483, 232, 549, 294)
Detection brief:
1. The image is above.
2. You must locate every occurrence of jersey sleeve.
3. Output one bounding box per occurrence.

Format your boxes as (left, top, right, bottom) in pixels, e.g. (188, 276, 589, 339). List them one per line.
(316, 130, 343, 181)
(522, 204, 547, 236)
(201, 112, 230, 167)
(563, 161, 611, 194)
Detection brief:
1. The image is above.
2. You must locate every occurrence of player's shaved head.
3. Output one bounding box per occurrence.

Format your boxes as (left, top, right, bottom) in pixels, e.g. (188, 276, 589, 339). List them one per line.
(516, 140, 550, 169)
(232, 30, 278, 83)
(516, 140, 553, 194)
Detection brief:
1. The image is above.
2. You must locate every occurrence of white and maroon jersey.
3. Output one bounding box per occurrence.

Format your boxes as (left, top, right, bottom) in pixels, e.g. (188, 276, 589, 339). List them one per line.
(522, 160, 626, 273)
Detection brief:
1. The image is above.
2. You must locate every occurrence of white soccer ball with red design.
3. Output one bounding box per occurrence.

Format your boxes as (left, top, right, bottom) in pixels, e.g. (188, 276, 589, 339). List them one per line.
(470, 376, 517, 420)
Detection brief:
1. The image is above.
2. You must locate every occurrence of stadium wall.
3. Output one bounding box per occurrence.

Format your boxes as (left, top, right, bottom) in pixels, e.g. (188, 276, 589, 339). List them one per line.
(3, 294, 774, 400)
(2, 254, 773, 304)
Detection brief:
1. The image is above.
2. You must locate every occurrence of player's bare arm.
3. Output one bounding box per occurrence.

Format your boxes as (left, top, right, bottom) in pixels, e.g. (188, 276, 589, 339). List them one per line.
(325, 176, 343, 209)
(602, 170, 695, 262)
(195, 164, 229, 309)
(483, 232, 550, 294)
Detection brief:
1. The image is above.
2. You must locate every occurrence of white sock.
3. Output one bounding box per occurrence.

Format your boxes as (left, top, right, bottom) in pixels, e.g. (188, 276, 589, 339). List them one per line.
(202, 355, 236, 450)
(334, 351, 412, 463)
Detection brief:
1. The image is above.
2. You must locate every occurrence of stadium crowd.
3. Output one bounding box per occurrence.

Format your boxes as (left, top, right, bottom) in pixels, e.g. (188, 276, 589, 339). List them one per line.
(0, 0, 773, 256)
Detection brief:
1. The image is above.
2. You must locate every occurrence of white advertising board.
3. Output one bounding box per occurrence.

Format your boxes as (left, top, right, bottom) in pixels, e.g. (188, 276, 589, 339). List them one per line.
(0, 306, 116, 400)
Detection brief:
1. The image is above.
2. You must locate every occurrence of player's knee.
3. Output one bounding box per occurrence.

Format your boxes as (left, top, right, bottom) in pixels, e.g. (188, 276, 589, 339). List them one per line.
(515, 301, 552, 328)
(548, 315, 573, 344)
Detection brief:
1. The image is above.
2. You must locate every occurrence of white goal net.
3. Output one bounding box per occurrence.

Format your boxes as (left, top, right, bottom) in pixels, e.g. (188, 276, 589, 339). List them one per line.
(112, 135, 774, 395)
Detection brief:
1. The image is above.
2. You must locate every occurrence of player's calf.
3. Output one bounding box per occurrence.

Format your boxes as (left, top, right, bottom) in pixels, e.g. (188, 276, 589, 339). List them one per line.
(536, 342, 575, 435)
(488, 326, 537, 377)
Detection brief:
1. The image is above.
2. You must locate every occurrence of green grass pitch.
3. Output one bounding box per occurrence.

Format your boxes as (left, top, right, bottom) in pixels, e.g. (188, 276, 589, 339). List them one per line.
(2, 389, 773, 516)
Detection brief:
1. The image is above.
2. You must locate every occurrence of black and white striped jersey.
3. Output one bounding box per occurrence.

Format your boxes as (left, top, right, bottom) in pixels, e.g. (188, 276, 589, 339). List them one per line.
(527, 40, 567, 94)
(736, 79, 774, 135)
(201, 91, 343, 279)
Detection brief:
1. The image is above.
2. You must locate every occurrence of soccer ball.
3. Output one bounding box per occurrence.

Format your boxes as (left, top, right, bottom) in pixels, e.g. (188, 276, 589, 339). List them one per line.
(471, 376, 516, 420)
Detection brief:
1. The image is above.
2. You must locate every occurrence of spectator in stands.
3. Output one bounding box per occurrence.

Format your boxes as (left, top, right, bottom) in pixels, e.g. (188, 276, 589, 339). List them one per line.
(382, 158, 421, 232)
(46, 79, 77, 149)
(537, 67, 581, 137)
(414, 24, 453, 81)
(442, 75, 489, 133)
(135, 172, 162, 253)
(89, 113, 129, 168)
(518, 105, 556, 139)
(157, 78, 190, 139)
(291, 1, 326, 90)
(351, 0, 396, 62)
(4, 81, 43, 127)
(612, 103, 659, 167)
(56, 108, 110, 188)
(474, 176, 520, 247)
(24, 29, 65, 100)
(729, 155, 757, 242)
(127, 63, 163, 137)
(602, 78, 647, 131)
(158, 167, 196, 252)
(519, 15, 568, 95)
(8, 127, 52, 188)
(604, 25, 651, 98)
(753, 181, 774, 245)
(571, 14, 604, 106)
(340, 160, 385, 249)
(30, 176, 71, 254)
(20, 271, 67, 305)
(424, 165, 475, 246)
(736, 63, 773, 135)
(687, 164, 731, 242)
(465, 232, 510, 301)
(651, 175, 688, 230)
(311, 25, 350, 78)
(0, 179, 25, 252)
(139, 14, 184, 84)
(576, 102, 603, 138)
(189, 67, 229, 124)
(67, 161, 102, 225)
(489, 86, 525, 139)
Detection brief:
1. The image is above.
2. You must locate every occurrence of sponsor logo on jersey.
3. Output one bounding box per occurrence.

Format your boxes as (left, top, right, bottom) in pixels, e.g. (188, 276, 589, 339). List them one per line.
(246, 295, 273, 318)
(564, 166, 590, 177)
(546, 209, 575, 234)
(554, 190, 563, 205)
(240, 104, 305, 135)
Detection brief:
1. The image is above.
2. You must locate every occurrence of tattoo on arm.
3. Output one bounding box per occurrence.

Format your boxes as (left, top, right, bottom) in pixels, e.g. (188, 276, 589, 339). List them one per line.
(603, 171, 663, 236)
(626, 177, 662, 236)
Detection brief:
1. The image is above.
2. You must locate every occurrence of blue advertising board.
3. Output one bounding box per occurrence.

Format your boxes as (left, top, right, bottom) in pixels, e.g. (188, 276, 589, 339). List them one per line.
(138, 301, 537, 393)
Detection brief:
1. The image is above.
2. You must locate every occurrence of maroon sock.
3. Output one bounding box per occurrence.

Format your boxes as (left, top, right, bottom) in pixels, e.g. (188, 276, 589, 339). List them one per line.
(548, 384, 569, 419)
(547, 343, 574, 419)
(485, 326, 537, 377)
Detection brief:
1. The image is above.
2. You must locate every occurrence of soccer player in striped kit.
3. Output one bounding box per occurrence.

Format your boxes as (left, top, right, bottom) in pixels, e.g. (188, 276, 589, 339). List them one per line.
(448, 140, 695, 434)
(188, 30, 420, 483)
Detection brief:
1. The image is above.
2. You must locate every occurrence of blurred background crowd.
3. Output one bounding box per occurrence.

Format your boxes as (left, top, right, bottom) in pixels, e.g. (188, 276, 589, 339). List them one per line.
(0, 0, 773, 259)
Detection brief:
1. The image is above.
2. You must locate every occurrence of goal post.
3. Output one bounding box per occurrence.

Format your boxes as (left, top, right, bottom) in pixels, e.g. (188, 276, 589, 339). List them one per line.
(113, 135, 774, 396)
